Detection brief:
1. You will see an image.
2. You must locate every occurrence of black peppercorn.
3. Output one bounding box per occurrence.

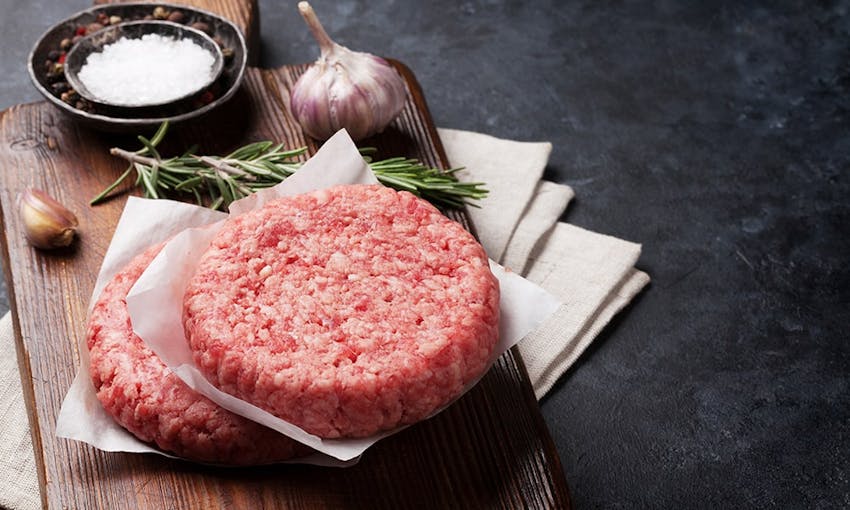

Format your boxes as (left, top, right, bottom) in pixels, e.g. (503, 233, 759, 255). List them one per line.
(47, 50, 62, 61)
(167, 10, 185, 23)
(50, 81, 70, 94)
(60, 90, 78, 104)
(190, 21, 211, 34)
(46, 62, 64, 83)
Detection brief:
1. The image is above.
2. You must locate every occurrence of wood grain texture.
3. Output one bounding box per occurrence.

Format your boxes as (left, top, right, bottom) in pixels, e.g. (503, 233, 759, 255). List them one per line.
(0, 1, 570, 508)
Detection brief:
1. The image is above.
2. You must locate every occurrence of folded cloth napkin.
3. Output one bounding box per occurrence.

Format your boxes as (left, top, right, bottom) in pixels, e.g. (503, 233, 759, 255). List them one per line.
(439, 128, 650, 397)
(0, 312, 39, 510)
(0, 129, 648, 509)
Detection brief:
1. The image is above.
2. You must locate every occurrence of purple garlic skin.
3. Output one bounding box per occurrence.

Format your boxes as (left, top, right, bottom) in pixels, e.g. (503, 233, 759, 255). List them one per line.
(290, 2, 407, 142)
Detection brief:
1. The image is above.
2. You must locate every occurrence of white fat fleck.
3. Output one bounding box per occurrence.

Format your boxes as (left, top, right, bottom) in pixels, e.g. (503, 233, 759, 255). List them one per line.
(416, 339, 443, 358)
(258, 265, 272, 278)
(326, 251, 350, 272)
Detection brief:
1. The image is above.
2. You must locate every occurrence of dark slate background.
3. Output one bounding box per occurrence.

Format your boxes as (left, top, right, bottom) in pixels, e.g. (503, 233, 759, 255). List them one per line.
(2, 1, 849, 508)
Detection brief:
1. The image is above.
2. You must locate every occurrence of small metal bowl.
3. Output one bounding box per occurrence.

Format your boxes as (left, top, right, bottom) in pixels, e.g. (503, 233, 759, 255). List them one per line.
(64, 20, 224, 109)
(27, 2, 247, 132)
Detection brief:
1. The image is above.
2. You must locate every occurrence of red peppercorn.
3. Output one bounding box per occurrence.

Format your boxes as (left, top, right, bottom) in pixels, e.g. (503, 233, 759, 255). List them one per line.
(198, 91, 215, 104)
(75, 26, 86, 36)
(57, 53, 66, 64)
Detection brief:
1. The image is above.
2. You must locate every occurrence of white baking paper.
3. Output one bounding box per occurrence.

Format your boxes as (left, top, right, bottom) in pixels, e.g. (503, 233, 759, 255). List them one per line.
(56, 129, 561, 465)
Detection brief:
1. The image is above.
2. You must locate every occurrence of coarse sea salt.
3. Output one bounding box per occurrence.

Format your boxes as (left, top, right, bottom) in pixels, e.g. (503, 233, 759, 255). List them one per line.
(77, 33, 216, 106)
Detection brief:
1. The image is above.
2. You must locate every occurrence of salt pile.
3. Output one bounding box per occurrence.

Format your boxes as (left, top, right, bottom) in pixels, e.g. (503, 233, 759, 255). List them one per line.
(77, 33, 216, 106)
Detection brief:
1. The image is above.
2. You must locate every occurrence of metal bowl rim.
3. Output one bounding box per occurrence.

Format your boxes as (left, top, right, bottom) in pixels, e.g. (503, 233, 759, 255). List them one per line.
(27, 2, 248, 128)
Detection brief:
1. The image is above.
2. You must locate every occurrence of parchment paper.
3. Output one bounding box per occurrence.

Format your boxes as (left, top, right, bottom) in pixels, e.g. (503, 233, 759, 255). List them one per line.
(56, 130, 561, 464)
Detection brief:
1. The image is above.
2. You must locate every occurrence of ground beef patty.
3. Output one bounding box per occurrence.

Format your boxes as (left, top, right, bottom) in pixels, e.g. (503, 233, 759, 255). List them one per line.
(184, 184, 500, 438)
(87, 244, 309, 465)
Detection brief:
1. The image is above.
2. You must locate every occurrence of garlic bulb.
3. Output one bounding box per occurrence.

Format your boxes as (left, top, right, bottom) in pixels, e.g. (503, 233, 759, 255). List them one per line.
(290, 1, 407, 141)
(19, 188, 78, 249)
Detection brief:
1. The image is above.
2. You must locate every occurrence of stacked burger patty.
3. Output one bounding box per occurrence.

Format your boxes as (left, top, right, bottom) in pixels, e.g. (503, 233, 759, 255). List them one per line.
(87, 184, 500, 463)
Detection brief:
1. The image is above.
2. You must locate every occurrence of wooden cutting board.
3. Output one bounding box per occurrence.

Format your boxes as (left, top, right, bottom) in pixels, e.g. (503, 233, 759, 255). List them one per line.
(0, 1, 571, 508)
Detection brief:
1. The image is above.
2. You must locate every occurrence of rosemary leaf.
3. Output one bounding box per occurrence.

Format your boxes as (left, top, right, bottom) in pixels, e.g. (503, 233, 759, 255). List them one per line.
(137, 164, 158, 199)
(174, 175, 204, 190)
(137, 136, 162, 161)
(209, 195, 224, 211)
(149, 163, 160, 191)
(89, 165, 134, 205)
(148, 121, 170, 147)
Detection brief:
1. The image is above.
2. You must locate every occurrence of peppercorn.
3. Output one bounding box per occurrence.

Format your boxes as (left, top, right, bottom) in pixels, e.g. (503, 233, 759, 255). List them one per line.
(153, 6, 169, 20)
(221, 47, 234, 61)
(57, 53, 67, 64)
(47, 50, 61, 61)
(50, 62, 64, 76)
(75, 25, 86, 36)
(190, 21, 211, 34)
(46, 74, 61, 84)
(109, 15, 122, 25)
(60, 90, 78, 104)
(96, 12, 109, 25)
(50, 81, 70, 94)
(167, 10, 185, 23)
(59, 38, 73, 51)
(198, 90, 215, 105)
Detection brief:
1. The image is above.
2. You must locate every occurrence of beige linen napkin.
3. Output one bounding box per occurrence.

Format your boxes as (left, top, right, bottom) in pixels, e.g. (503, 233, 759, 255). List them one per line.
(439, 128, 650, 397)
(0, 129, 648, 509)
(0, 312, 39, 510)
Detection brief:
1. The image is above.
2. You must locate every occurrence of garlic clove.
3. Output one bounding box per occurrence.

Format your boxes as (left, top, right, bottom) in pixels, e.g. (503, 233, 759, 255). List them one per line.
(19, 188, 79, 249)
(291, 2, 407, 141)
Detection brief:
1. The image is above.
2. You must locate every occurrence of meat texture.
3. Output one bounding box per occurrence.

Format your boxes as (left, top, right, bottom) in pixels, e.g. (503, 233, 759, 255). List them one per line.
(87, 244, 309, 465)
(184, 184, 500, 438)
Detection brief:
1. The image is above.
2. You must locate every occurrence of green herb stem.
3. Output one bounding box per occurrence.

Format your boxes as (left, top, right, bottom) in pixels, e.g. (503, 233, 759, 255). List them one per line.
(91, 122, 488, 211)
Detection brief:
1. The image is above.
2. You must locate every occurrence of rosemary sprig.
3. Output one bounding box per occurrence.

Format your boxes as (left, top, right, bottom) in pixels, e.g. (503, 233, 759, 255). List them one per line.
(91, 122, 488, 211)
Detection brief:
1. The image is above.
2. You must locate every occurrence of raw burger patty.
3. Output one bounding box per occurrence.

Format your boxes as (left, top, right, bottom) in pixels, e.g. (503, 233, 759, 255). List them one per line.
(87, 244, 308, 465)
(184, 184, 500, 438)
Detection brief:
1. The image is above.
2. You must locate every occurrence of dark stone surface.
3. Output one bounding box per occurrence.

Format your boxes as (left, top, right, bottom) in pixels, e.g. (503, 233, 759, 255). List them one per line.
(2, 0, 849, 507)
